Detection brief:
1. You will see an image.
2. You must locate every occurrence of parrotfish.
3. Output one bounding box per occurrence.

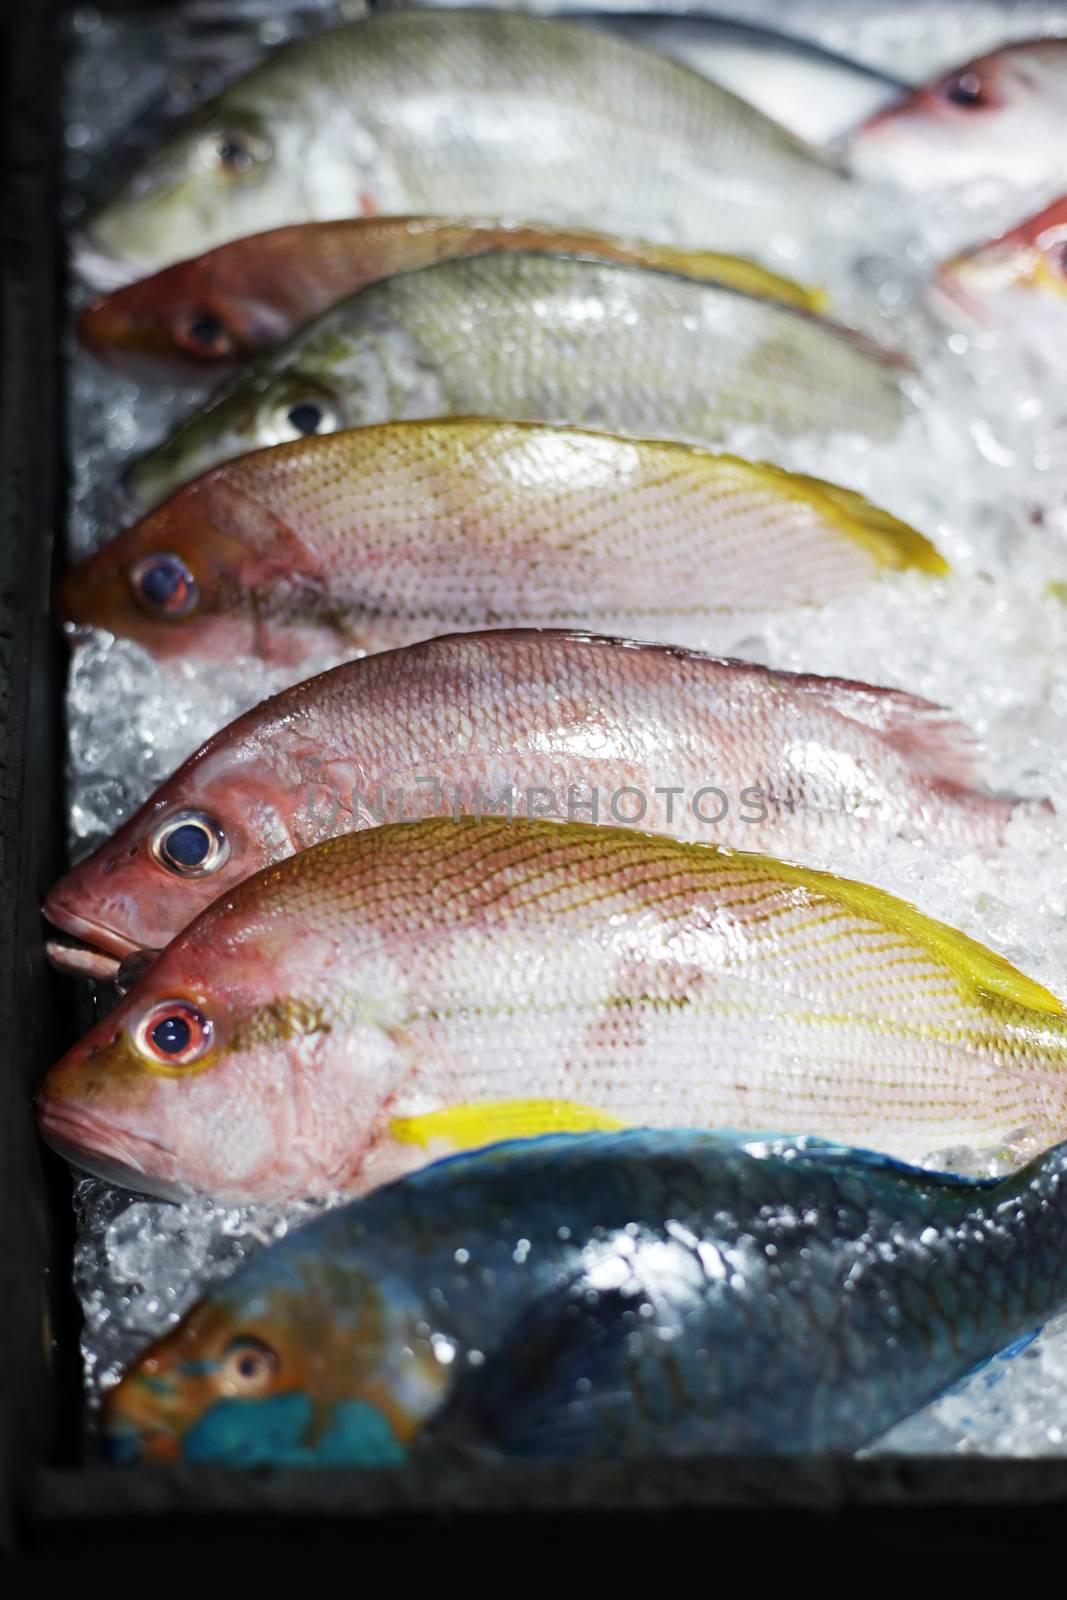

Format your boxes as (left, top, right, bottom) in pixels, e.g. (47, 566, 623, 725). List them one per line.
(43, 629, 1034, 975)
(118, 255, 908, 516)
(934, 195, 1067, 338)
(60, 420, 940, 666)
(846, 39, 1067, 190)
(102, 1126, 1067, 1464)
(77, 217, 826, 377)
(38, 816, 1067, 1203)
(73, 11, 849, 291)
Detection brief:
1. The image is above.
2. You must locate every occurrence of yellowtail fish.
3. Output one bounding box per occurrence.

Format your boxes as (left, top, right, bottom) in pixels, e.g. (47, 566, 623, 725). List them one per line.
(61, 420, 940, 667)
(119, 255, 908, 516)
(38, 817, 1067, 1203)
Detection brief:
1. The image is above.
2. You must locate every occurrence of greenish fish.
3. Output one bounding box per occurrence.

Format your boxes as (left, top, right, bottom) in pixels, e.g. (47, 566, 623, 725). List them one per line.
(101, 1126, 1067, 1464)
(122, 253, 908, 514)
(75, 10, 849, 291)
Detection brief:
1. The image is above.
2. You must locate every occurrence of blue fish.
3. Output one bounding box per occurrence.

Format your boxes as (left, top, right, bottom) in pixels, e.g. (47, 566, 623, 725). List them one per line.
(102, 1128, 1062, 1465)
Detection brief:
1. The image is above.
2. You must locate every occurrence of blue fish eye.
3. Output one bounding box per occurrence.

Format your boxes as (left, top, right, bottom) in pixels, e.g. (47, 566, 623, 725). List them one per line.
(165, 823, 211, 868)
(138, 999, 214, 1066)
(130, 553, 199, 619)
(153, 811, 229, 878)
(151, 1014, 191, 1055)
(287, 402, 323, 435)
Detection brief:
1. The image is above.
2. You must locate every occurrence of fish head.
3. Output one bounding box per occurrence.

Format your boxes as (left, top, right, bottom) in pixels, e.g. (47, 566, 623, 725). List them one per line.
(43, 712, 312, 961)
(846, 41, 1067, 189)
(57, 485, 270, 661)
(77, 255, 277, 376)
(121, 365, 348, 516)
(101, 1257, 442, 1465)
(37, 893, 406, 1201)
(73, 83, 321, 292)
(933, 195, 1067, 337)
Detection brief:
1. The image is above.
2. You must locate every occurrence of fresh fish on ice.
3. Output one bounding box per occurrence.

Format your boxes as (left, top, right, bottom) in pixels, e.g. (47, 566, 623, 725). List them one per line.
(118, 254, 909, 515)
(45, 627, 1036, 968)
(38, 816, 1067, 1203)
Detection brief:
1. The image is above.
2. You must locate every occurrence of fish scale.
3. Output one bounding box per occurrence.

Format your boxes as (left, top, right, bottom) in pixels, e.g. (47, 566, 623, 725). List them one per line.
(38, 816, 1067, 1204)
(120, 257, 908, 515)
(101, 1129, 1067, 1463)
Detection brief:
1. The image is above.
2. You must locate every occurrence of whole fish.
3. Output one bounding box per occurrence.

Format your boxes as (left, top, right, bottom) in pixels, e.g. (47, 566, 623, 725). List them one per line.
(75, 11, 848, 291)
(38, 816, 1067, 1203)
(62, 420, 941, 667)
(934, 195, 1067, 337)
(846, 39, 1067, 190)
(78, 217, 826, 377)
(119, 254, 908, 516)
(101, 1126, 1067, 1465)
(45, 628, 1029, 975)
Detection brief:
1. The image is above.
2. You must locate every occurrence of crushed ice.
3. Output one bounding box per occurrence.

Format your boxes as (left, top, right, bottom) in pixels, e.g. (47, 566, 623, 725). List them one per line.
(59, 2, 1067, 1455)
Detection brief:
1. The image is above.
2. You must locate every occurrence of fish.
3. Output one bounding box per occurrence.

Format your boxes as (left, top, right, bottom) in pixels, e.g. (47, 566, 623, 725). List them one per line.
(118, 254, 908, 516)
(933, 195, 1067, 336)
(101, 1125, 1067, 1465)
(846, 39, 1067, 190)
(37, 815, 1067, 1204)
(61, 420, 940, 668)
(44, 627, 1036, 974)
(74, 10, 849, 292)
(77, 217, 827, 377)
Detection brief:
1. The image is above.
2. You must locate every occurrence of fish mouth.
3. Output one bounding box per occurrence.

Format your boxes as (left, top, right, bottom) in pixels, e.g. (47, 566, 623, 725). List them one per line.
(36, 1097, 187, 1202)
(929, 267, 993, 327)
(70, 231, 148, 294)
(42, 897, 143, 972)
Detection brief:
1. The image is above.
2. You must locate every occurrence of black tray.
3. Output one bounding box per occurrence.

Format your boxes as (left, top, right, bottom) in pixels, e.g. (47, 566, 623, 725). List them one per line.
(4, 0, 1067, 1557)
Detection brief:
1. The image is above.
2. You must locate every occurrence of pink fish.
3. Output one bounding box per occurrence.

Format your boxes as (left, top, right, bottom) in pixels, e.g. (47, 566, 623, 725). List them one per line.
(44, 631, 1047, 980)
(847, 40, 1067, 189)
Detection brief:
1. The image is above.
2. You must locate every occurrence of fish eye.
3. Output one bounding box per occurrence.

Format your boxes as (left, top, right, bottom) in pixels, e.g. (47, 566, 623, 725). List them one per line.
(174, 310, 236, 361)
(129, 553, 199, 620)
(135, 999, 214, 1068)
(151, 811, 229, 878)
(264, 392, 340, 445)
(207, 127, 272, 175)
(219, 1336, 277, 1396)
(943, 71, 988, 108)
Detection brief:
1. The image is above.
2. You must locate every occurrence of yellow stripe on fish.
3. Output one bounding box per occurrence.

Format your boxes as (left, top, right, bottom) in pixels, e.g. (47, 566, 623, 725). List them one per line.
(391, 1100, 627, 1153)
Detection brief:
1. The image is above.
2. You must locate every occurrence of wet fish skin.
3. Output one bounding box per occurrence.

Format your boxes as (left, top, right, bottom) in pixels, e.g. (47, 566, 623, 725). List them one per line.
(102, 1125, 1067, 1464)
(77, 216, 827, 376)
(63, 419, 939, 667)
(76, 10, 848, 290)
(120, 253, 907, 516)
(44, 627, 1027, 966)
(933, 195, 1067, 338)
(37, 816, 1067, 1204)
(846, 39, 1067, 190)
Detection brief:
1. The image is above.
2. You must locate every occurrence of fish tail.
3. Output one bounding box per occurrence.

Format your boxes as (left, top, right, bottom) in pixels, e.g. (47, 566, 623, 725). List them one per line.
(770, 467, 948, 575)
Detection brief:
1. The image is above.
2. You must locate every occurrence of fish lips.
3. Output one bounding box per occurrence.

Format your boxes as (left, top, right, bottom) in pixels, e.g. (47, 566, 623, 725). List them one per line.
(36, 1094, 188, 1203)
(42, 894, 144, 974)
